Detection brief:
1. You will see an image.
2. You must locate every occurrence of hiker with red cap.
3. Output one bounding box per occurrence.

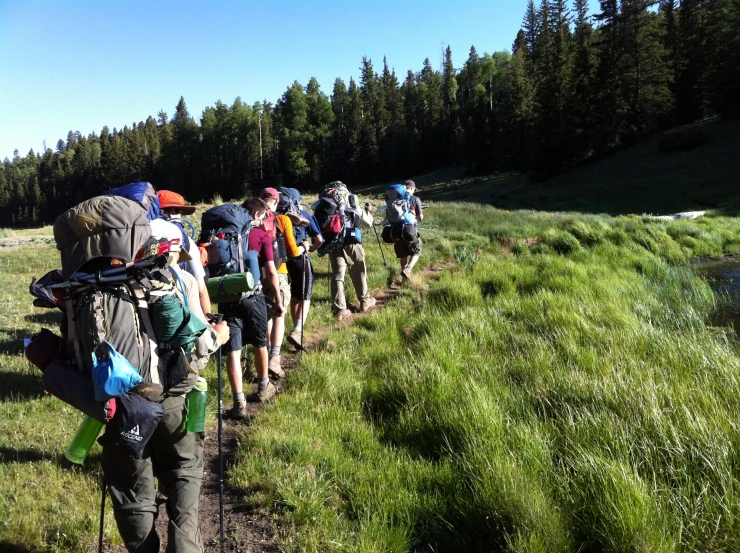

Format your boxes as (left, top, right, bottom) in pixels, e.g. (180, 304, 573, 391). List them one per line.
(157, 190, 212, 316)
(260, 187, 310, 376)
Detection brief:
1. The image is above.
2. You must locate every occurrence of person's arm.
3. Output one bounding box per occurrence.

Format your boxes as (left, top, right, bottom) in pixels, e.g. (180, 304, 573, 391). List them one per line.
(414, 196, 424, 222)
(359, 205, 374, 228)
(305, 213, 324, 252)
(197, 278, 211, 317)
(264, 260, 285, 317)
(281, 215, 310, 257)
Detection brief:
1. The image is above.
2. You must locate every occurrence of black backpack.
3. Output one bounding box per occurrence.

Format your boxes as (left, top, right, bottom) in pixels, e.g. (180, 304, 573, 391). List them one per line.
(199, 203, 260, 283)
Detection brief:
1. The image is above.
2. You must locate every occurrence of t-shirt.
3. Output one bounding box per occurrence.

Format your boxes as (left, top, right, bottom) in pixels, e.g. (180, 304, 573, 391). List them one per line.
(409, 195, 423, 223)
(248, 226, 274, 269)
(293, 210, 321, 243)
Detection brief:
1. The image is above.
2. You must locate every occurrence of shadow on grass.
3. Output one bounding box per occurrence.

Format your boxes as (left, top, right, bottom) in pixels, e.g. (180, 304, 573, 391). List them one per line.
(0, 541, 38, 553)
(0, 446, 102, 473)
(24, 311, 62, 325)
(0, 333, 26, 356)
(0, 371, 45, 401)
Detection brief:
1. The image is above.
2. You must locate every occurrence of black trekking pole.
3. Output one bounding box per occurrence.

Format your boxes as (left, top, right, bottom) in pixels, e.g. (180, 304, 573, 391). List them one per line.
(217, 345, 225, 553)
(98, 475, 106, 553)
(300, 252, 306, 352)
(371, 224, 388, 268)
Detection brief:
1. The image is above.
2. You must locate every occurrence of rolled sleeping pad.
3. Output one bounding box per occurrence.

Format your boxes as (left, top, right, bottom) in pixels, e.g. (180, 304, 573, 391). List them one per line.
(206, 272, 255, 303)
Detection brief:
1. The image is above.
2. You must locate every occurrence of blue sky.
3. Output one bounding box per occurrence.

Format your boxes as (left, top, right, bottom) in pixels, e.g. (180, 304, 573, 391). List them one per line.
(0, 0, 598, 160)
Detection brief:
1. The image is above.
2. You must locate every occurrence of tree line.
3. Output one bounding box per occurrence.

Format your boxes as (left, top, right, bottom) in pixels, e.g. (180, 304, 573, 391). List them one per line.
(2, 0, 738, 227)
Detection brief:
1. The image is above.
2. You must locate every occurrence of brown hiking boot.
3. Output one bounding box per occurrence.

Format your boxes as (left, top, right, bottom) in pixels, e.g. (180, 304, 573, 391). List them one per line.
(287, 328, 304, 351)
(268, 356, 285, 379)
(229, 400, 247, 420)
(258, 381, 277, 402)
(360, 297, 377, 312)
(401, 267, 412, 280)
(335, 309, 352, 321)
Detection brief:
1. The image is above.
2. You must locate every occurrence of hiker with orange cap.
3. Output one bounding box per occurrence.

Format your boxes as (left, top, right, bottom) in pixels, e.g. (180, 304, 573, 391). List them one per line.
(157, 190, 212, 316)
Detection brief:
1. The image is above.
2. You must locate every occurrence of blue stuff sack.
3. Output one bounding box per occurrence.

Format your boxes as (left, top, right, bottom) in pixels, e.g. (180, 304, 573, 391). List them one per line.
(92, 341, 143, 401)
(104, 182, 160, 221)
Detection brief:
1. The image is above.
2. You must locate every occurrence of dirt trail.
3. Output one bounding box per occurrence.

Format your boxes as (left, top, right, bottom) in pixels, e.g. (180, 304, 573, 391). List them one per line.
(105, 261, 451, 552)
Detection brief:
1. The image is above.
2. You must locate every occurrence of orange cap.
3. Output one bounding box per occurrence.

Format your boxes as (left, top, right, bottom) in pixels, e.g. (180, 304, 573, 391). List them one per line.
(157, 190, 196, 215)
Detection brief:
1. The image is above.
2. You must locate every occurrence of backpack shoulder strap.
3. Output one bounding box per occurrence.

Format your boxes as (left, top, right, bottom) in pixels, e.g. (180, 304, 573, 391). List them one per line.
(129, 281, 161, 386)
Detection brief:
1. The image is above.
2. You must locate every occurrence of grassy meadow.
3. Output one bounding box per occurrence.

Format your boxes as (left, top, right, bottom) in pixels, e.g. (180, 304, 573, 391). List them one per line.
(3, 193, 740, 551)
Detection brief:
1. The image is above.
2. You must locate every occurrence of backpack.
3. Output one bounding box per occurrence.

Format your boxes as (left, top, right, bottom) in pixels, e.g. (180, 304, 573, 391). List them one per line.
(259, 210, 287, 268)
(199, 203, 260, 288)
(104, 182, 160, 221)
(29, 195, 206, 429)
(313, 181, 350, 257)
(383, 184, 416, 226)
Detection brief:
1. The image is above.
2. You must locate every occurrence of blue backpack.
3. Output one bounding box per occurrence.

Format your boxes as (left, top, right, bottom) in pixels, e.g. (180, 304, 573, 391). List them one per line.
(383, 184, 415, 225)
(105, 182, 160, 221)
(199, 203, 260, 285)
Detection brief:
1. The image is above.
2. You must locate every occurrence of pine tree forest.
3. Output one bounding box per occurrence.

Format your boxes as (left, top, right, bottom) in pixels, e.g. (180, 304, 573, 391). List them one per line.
(2, 0, 738, 227)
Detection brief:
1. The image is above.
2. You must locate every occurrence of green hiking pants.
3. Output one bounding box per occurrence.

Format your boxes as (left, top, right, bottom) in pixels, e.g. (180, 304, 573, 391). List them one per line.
(329, 243, 370, 313)
(102, 395, 204, 553)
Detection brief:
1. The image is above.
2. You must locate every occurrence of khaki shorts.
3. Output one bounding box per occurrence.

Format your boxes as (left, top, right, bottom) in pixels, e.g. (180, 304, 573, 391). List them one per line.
(266, 273, 291, 317)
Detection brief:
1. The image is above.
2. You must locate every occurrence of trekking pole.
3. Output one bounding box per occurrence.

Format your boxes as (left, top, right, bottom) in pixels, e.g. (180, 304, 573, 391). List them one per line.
(300, 252, 306, 352)
(98, 475, 106, 553)
(217, 345, 225, 553)
(371, 224, 388, 268)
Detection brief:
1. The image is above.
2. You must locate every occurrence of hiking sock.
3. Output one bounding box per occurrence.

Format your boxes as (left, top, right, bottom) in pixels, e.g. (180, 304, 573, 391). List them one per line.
(259, 377, 270, 388)
(234, 392, 245, 403)
(269, 345, 280, 358)
(292, 318, 303, 332)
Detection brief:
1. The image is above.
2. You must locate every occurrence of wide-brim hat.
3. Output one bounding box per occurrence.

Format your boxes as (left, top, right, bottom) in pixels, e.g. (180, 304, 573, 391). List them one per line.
(157, 190, 197, 215)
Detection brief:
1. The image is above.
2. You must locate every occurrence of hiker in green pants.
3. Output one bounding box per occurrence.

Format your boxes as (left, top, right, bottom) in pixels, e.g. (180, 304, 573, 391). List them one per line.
(102, 220, 228, 553)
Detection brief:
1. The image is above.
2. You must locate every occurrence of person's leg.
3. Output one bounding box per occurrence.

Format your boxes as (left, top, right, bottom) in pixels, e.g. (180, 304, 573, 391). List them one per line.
(347, 244, 371, 306)
(102, 443, 159, 552)
(288, 257, 313, 348)
(268, 274, 290, 375)
(151, 395, 204, 553)
(243, 293, 277, 396)
(329, 251, 348, 315)
(219, 302, 246, 416)
(404, 235, 423, 274)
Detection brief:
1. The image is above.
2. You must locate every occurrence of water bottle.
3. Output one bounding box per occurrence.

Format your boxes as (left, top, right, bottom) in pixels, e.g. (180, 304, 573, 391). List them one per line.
(65, 415, 104, 464)
(187, 377, 208, 432)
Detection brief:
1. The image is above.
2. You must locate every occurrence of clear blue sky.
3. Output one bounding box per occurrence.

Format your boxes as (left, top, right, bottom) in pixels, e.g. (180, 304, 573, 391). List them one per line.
(0, 0, 598, 161)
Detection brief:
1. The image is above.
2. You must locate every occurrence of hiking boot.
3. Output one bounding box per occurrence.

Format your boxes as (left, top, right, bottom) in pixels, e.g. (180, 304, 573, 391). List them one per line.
(401, 267, 412, 280)
(258, 381, 277, 402)
(229, 400, 247, 420)
(287, 328, 304, 351)
(335, 309, 352, 321)
(268, 356, 285, 379)
(360, 297, 377, 312)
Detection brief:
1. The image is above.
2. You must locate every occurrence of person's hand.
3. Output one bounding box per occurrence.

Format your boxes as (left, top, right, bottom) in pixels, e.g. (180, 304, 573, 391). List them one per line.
(301, 240, 311, 252)
(212, 320, 230, 346)
(275, 302, 286, 317)
(364, 202, 372, 212)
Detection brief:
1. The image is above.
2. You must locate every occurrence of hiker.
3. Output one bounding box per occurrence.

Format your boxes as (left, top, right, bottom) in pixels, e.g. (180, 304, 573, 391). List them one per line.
(276, 187, 324, 350)
(221, 197, 281, 418)
(328, 191, 376, 319)
(157, 190, 212, 316)
(260, 188, 309, 374)
(397, 180, 424, 279)
(102, 218, 229, 553)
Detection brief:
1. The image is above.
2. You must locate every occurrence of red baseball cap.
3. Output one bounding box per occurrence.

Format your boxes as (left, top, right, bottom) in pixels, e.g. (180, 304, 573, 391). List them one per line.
(260, 187, 280, 201)
(157, 190, 196, 215)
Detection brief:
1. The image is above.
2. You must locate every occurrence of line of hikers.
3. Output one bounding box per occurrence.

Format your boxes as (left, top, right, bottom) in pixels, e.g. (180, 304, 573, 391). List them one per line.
(24, 179, 424, 552)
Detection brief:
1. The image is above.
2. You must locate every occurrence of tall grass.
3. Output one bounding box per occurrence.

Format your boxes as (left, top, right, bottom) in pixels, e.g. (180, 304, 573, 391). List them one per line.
(230, 207, 740, 552)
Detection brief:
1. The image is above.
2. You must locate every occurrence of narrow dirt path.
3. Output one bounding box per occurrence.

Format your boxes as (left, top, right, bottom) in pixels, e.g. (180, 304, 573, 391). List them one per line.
(105, 261, 451, 552)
